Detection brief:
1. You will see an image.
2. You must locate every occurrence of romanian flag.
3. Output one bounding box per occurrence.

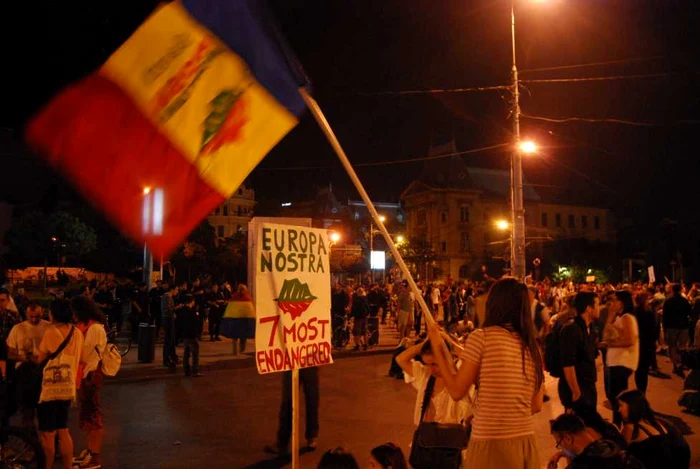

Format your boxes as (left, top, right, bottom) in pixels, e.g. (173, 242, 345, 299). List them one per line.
(221, 291, 256, 339)
(26, 0, 306, 258)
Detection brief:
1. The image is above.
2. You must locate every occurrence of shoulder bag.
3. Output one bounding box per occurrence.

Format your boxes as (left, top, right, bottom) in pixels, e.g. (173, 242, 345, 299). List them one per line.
(409, 375, 470, 469)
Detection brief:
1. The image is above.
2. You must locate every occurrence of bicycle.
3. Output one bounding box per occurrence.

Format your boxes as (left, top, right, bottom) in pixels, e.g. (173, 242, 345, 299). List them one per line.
(331, 314, 352, 350)
(105, 315, 131, 357)
(0, 426, 45, 469)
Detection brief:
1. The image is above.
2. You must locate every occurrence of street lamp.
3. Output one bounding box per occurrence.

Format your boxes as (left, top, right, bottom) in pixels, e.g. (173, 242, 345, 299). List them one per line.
(329, 231, 341, 244)
(508, 1, 541, 279)
(495, 219, 511, 231)
(519, 140, 537, 154)
(396, 235, 405, 244)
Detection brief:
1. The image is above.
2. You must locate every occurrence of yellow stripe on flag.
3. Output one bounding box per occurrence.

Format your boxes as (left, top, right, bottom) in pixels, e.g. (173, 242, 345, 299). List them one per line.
(100, 2, 297, 196)
(224, 301, 256, 319)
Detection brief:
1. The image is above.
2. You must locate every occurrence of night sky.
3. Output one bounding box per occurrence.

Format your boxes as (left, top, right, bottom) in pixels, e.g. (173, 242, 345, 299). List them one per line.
(2, 0, 699, 230)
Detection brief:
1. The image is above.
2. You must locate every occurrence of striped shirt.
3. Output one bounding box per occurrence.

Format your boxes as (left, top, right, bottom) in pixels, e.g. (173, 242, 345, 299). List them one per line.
(460, 327, 537, 439)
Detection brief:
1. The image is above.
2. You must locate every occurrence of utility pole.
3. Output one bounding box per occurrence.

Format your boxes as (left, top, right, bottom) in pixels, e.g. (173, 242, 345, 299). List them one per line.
(510, 3, 526, 279)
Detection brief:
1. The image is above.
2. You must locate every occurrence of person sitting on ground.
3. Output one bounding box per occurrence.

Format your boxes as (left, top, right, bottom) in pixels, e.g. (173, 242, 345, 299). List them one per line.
(368, 442, 408, 469)
(548, 414, 643, 469)
(572, 404, 628, 451)
(317, 447, 359, 469)
(618, 389, 690, 469)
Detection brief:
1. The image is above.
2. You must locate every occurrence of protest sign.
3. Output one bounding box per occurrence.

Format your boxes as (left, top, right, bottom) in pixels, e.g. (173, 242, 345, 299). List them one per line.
(253, 222, 332, 374)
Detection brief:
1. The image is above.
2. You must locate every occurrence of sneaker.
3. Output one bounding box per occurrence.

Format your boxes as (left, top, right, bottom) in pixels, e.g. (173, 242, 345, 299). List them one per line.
(73, 449, 90, 464)
(306, 438, 318, 451)
(73, 452, 101, 469)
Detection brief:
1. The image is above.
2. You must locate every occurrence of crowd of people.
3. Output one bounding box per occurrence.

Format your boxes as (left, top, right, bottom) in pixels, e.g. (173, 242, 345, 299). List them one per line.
(321, 276, 697, 468)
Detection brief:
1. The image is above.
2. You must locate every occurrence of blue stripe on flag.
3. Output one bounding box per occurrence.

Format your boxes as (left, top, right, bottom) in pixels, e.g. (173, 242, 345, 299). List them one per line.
(182, 0, 307, 116)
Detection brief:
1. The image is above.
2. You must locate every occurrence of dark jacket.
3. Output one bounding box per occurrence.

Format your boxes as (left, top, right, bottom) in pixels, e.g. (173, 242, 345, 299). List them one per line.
(568, 440, 643, 469)
(351, 295, 369, 319)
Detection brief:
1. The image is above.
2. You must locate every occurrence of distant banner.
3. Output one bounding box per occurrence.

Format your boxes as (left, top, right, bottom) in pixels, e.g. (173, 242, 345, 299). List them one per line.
(648, 266, 656, 283)
(253, 222, 332, 374)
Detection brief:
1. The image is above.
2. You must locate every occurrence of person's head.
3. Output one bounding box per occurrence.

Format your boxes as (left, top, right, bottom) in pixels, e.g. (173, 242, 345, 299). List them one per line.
(672, 283, 682, 295)
(179, 281, 188, 291)
(617, 389, 654, 426)
(317, 447, 359, 469)
(212, 284, 219, 292)
(25, 302, 44, 325)
(237, 284, 249, 295)
(0, 287, 11, 310)
(483, 278, 544, 389)
(550, 414, 594, 458)
(50, 299, 74, 324)
(170, 285, 180, 296)
(418, 340, 442, 378)
(611, 290, 634, 316)
(182, 294, 195, 307)
(71, 296, 107, 324)
(634, 292, 649, 309)
(368, 443, 408, 469)
(356, 287, 366, 297)
(573, 291, 599, 320)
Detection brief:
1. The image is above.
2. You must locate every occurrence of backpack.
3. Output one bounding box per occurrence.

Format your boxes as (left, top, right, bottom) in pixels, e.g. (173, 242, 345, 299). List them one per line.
(544, 319, 570, 378)
(98, 343, 122, 376)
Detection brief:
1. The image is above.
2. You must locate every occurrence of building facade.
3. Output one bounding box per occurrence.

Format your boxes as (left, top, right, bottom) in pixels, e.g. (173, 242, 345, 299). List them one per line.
(401, 154, 616, 281)
(207, 184, 256, 238)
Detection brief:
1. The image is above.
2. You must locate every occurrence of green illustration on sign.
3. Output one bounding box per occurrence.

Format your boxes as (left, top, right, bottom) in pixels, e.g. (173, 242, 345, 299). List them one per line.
(275, 278, 317, 320)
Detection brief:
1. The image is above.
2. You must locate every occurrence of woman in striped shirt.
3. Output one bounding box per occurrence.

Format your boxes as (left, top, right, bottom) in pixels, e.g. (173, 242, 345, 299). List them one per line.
(428, 278, 545, 468)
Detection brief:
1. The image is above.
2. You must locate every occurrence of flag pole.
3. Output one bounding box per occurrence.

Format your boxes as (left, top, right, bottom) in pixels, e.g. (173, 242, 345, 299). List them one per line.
(299, 88, 437, 331)
(291, 368, 300, 469)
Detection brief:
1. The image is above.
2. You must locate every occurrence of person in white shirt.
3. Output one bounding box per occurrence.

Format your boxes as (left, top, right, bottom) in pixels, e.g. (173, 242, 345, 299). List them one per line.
(6, 302, 50, 427)
(396, 338, 472, 427)
(71, 296, 108, 469)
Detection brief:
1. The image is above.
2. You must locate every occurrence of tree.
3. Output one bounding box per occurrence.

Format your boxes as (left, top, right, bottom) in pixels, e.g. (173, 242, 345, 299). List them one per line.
(391, 237, 437, 279)
(3, 211, 97, 268)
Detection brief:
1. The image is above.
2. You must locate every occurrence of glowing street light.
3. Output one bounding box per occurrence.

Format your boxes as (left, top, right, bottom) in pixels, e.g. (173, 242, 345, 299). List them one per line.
(396, 235, 405, 244)
(378, 215, 386, 223)
(329, 232, 341, 244)
(495, 219, 511, 231)
(519, 140, 537, 154)
(143, 187, 152, 195)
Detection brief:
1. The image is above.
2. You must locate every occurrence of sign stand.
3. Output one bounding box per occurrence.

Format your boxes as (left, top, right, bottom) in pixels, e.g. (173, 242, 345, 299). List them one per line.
(291, 369, 300, 469)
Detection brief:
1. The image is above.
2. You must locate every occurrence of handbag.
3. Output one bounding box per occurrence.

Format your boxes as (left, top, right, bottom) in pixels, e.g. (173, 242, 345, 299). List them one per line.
(38, 326, 77, 403)
(409, 375, 470, 469)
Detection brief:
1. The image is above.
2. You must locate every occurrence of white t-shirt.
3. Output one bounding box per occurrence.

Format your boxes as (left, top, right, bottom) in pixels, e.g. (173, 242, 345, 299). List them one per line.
(81, 323, 108, 375)
(6, 320, 50, 365)
(405, 360, 472, 426)
(431, 288, 441, 305)
(607, 313, 639, 371)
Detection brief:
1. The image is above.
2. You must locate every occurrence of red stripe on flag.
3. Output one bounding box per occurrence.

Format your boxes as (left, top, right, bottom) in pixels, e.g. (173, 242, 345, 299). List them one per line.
(26, 74, 225, 258)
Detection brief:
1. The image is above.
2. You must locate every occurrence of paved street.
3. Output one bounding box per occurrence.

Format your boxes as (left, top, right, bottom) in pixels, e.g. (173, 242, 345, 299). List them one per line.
(55, 350, 700, 468)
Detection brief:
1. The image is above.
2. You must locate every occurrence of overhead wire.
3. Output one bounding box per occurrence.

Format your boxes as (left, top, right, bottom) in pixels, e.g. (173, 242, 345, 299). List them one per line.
(256, 142, 510, 171)
(519, 72, 670, 84)
(522, 115, 658, 127)
(519, 56, 666, 74)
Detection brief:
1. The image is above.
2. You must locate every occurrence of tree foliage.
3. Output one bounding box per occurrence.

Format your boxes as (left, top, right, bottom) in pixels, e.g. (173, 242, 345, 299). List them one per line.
(3, 211, 97, 268)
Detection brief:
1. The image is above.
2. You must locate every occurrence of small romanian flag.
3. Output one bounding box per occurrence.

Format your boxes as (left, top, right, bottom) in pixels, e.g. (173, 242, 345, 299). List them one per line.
(221, 291, 256, 339)
(26, 0, 306, 258)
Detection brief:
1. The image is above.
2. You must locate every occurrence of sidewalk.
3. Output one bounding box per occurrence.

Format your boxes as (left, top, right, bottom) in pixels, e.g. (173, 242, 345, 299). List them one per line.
(114, 318, 405, 382)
